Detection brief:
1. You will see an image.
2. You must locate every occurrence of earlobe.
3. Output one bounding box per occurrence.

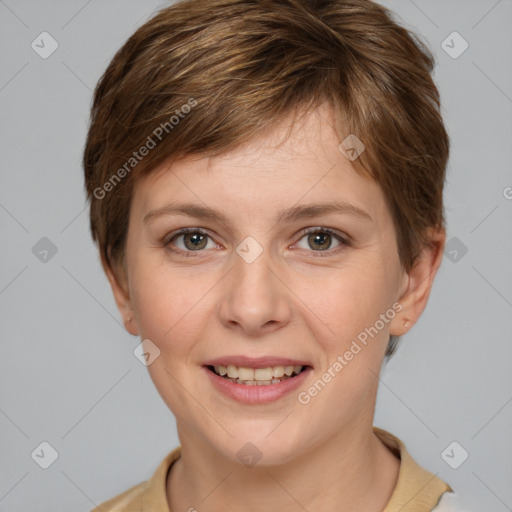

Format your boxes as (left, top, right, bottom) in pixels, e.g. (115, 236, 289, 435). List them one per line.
(125, 313, 138, 336)
(102, 256, 139, 336)
(390, 227, 446, 337)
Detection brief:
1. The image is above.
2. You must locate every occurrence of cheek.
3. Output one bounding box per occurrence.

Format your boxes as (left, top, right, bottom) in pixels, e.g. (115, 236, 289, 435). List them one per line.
(129, 264, 214, 410)
(294, 258, 394, 351)
(130, 262, 212, 352)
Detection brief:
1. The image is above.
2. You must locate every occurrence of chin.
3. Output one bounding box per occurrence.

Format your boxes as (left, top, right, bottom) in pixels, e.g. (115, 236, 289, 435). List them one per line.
(214, 421, 309, 467)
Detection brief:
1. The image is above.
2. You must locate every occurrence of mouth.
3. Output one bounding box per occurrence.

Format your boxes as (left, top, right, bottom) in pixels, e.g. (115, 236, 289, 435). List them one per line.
(206, 364, 308, 386)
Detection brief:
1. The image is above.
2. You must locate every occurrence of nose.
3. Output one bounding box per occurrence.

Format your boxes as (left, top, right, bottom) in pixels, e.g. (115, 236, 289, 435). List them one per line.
(218, 244, 292, 336)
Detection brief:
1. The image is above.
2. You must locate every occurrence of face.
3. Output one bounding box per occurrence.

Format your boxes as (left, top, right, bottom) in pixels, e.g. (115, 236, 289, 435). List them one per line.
(108, 103, 441, 466)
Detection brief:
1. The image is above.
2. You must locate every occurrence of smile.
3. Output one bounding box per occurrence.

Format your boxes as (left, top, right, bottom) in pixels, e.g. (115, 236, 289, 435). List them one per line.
(208, 364, 305, 385)
(203, 360, 312, 404)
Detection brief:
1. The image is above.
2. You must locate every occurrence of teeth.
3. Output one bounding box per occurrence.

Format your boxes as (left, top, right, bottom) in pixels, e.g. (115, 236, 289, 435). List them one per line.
(238, 367, 254, 381)
(212, 364, 304, 384)
(227, 365, 238, 378)
(273, 365, 285, 378)
(254, 368, 273, 381)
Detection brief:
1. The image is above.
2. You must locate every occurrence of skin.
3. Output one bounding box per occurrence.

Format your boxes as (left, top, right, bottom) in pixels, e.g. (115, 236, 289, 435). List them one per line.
(105, 102, 446, 512)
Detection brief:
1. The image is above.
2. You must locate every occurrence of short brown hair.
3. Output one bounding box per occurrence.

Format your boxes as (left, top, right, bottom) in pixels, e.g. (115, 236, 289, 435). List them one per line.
(83, 0, 449, 357)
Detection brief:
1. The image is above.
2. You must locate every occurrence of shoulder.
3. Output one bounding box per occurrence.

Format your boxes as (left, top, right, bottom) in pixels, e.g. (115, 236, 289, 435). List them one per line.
(432, 491, 476, 512)
(89, 480, 146, 512)
(88, 446, 182, 512)
(373, 427, 474, 512)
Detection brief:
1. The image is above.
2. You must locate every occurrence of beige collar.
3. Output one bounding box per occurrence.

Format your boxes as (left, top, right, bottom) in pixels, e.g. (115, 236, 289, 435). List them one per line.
(374, 427, 452, 511)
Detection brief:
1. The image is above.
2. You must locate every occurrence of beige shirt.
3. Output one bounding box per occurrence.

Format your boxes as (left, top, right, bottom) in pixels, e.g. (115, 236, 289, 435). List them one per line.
(91, 427, 460, 512)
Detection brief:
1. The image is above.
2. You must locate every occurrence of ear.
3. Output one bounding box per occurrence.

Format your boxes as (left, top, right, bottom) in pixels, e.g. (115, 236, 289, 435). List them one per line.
(389, 227, 446, 336)
(102, 254, 139, 336)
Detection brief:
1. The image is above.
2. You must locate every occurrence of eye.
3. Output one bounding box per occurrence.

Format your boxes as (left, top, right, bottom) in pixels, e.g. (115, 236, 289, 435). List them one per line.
(163, 226, 349, 258)
(164, 228, 219, 256)
(294, 227, 348, 254)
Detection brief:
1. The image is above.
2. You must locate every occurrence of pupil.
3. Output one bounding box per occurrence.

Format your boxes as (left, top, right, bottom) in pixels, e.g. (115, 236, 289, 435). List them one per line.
(185, 233, 207, 250)
(309, 232, 330, 250)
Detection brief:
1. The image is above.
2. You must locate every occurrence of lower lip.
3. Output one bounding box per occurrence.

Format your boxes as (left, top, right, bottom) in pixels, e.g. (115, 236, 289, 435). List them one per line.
(203, 366, 312, 404)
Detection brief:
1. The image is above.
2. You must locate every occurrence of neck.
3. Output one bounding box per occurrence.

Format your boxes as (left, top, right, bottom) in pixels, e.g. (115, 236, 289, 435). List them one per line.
(166, 422, 400, 512)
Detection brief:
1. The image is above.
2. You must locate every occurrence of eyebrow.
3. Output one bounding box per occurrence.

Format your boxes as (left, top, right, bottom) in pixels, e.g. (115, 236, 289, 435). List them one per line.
(143, 200, 372, 227)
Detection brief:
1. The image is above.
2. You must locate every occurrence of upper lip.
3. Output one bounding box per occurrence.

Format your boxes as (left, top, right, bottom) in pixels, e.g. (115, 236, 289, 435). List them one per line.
(203, 355, 312, 368)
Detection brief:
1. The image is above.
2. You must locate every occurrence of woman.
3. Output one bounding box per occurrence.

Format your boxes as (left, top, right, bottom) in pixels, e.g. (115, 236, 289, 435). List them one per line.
(84, 0, 471, 510)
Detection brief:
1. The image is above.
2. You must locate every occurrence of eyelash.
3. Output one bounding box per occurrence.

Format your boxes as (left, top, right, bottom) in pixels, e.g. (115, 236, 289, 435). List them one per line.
(162, 227, 350, 259)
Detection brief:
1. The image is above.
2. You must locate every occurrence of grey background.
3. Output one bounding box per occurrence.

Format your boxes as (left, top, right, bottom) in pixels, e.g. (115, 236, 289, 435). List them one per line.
(0, 0, 511, 511)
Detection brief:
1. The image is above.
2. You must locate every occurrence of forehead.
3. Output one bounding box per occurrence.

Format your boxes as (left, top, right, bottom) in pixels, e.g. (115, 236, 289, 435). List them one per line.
(131, 104, 386, 225)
